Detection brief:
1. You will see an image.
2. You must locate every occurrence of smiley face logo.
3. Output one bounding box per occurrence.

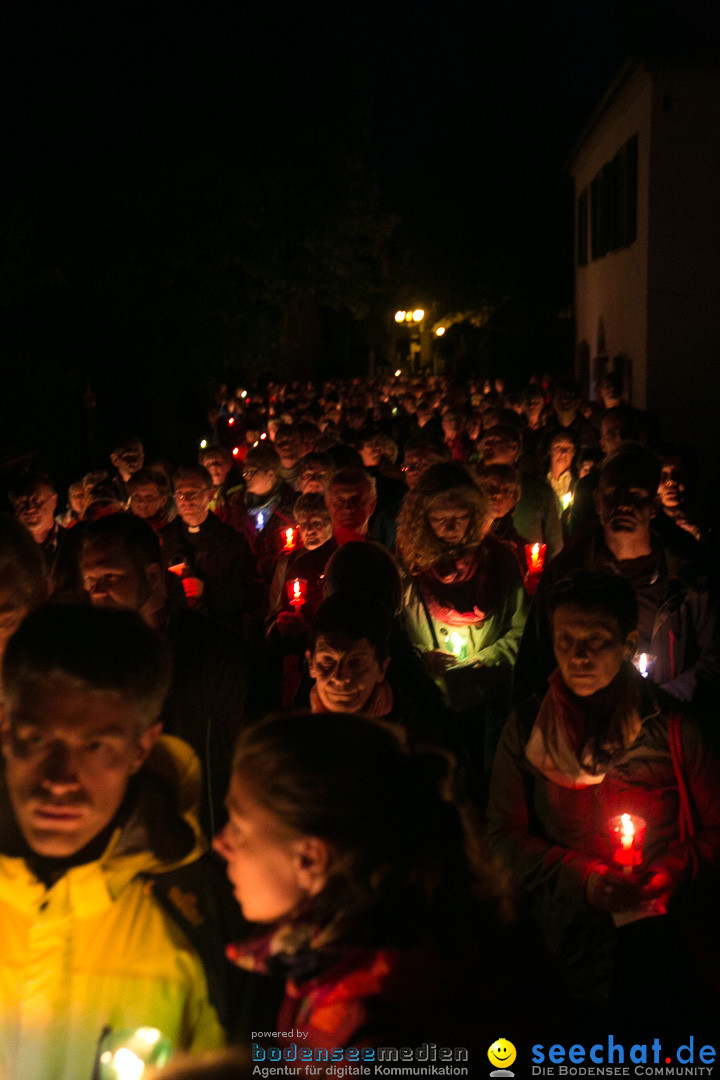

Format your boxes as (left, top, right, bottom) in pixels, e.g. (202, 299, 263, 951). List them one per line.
(488, 1038, 517, 1072)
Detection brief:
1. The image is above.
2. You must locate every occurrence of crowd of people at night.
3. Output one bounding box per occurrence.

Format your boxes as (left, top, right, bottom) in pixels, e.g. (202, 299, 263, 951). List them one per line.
(1, 369, 719, 1079)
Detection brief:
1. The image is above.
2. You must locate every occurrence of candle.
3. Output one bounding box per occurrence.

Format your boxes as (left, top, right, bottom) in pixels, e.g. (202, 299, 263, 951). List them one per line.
(632, 652, 656, 679)
(608, 813, 647, 874)
(281, 526, 297, 553)
(525, 542, 547, 575)
(445, 631, 467, 662)
(97, 1027, 172, 1079)
(561, 491, 574, 512)
(285, 577, 308, 613)
(256, 510, 265, 532)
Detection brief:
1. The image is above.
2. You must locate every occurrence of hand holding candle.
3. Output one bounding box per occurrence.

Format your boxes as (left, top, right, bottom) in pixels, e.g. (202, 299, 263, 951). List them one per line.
(608, 813, 647, 874)
(444, 630, 467, 663)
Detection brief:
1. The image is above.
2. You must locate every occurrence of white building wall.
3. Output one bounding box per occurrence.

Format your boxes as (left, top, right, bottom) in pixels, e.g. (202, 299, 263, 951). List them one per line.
(572, 66, 653, 406)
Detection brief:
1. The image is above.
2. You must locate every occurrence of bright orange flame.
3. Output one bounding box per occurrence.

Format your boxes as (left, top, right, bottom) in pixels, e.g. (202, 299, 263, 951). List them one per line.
(232, 447, 239, 456)
(293, 580, 301, 599)
(532, 543, 539, 557)
(286, 528, 293, 543)
(620, 813, 634, 847)
(228, 417, 235, 425)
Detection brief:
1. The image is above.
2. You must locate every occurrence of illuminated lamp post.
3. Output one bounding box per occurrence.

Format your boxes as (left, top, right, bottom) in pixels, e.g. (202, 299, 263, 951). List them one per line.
(393, 308, 426, 375)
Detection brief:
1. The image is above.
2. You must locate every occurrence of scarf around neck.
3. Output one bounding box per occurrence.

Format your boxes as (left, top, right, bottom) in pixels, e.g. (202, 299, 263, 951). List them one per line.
(524, 665, 645, 788)
(417, 552, 487, 627)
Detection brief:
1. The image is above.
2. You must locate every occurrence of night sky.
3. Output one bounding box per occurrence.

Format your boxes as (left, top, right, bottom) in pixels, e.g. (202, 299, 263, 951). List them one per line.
(1, 0, 713, 473)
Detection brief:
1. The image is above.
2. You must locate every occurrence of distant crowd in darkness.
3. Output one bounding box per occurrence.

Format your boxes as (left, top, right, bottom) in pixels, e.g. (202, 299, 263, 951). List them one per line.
(1, 369, 719, 1079)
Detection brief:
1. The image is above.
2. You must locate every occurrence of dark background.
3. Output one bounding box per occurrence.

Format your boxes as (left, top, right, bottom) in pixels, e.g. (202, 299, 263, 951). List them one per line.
(1, 0, 717, 479)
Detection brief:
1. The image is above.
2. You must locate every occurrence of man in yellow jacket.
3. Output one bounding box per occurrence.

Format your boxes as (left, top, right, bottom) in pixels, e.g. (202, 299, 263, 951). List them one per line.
(0, 604, 227, 1080)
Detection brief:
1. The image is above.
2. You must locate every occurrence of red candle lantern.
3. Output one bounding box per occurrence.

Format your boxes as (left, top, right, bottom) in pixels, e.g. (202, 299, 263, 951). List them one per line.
(608, 813, 647, 874)
(525, 542, 547, 576)
(182, 577, 201, 602)
(286, 577, 308, 613)
(281, 526, 298, 554)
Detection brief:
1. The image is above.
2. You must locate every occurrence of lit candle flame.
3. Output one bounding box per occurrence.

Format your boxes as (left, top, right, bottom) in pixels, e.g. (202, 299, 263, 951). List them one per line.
(293, 580, 301, 600)
(638, 653, 648, 677)
(531, 543, 539, 558)
(112, 1048, 145, 1080)
(620, 813, 634, 848)
(449, 632, 464, 656)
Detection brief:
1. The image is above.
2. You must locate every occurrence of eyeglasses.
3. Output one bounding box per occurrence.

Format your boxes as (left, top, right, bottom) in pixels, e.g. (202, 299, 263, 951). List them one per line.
(174, 489, 210, 502)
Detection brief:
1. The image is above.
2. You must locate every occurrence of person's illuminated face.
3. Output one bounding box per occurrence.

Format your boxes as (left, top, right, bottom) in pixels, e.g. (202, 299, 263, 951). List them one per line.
(174, 480, 212, 528)
(81, 540, 152, 611)
(326, 483, 375, 533)
(201, 456, 231, 488)
(360, 437, 384, 469)
(658, 460, 686, 510)
(13, 486, 58, 544)
(243, 464, 277, 497)
(274, 432, 302, 470)
(550, 437, 575, 478)
(214, 775, 319, 922)
(427, 500, 472, 546)
(1, 680, 158, 856)
(595, 470, 657, 536)
(552, 604, 636, 697)
(297, 466, 332, 495)
(307, 636, 389, 713)
(296, 513, 332, 551)
(441, 413, 462, 438)
(401, 451, 440, 491)
(480, 432, 518, 466)
(111, 443, 144, 481)
(481, 479, 519, 521)
(128, 483, 165, 521)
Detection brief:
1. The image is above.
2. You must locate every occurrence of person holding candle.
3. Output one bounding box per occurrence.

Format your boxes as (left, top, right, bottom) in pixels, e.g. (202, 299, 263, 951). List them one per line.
(199, 446, 246, 533)
(487, 569, 720, 1029)
(513, 444, 719, 707)
(396, 462, 527, 780)
(477, 424, 563, 560)
(476, 464, 529, 577)
(0, 605, 230, 1079)
(239, 444, 297, 587)
(161, 466, 261, 636)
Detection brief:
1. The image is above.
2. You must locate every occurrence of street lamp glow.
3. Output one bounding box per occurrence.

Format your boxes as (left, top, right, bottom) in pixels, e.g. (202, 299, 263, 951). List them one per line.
(412, 309, 424, 322)
(435, 327, 445, 337)
(394, 311, 406, 323)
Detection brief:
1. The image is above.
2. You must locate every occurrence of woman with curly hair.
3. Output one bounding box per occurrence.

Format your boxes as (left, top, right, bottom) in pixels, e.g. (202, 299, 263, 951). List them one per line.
(396, 462, 528, 778)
